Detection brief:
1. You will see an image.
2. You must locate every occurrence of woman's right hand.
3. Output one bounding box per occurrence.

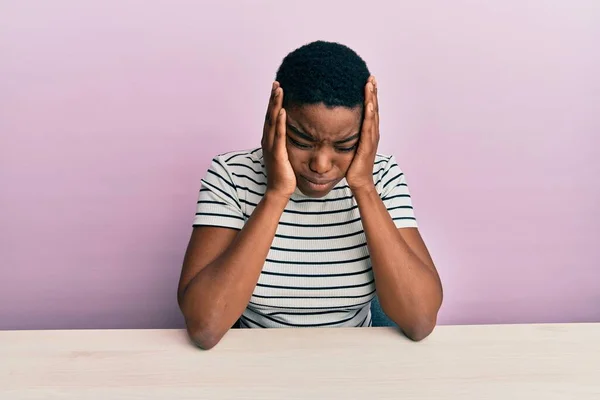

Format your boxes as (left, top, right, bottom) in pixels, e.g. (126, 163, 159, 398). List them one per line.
(261, 82, 297, 200)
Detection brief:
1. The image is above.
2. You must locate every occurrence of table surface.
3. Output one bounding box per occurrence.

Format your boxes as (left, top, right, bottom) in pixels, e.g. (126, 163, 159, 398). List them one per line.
(1, 323, 599, 400)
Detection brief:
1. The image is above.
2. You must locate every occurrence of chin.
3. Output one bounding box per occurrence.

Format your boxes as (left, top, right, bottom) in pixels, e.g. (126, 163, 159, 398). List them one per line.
(298, 187, 331, 198)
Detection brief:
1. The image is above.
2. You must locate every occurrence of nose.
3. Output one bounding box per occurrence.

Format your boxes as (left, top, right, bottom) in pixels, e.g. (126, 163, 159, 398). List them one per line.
(308, 149, 333, 175)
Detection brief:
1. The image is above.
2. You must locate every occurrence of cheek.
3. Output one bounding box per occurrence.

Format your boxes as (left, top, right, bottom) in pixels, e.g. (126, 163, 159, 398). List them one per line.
(338, 152, 356, 174)
(285, 142, 305, 171)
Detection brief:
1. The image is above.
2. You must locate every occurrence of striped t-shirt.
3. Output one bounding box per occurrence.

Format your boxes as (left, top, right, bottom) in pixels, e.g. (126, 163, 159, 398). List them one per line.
(193, 147, 418, 328)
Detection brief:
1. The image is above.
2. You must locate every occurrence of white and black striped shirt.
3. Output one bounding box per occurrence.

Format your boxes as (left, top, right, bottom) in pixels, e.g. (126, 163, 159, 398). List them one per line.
(193, 148, 418, 328)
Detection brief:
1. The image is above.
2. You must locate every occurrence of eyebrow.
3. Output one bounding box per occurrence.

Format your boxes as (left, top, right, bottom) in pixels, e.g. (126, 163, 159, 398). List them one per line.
(335, 133, 360, 144)
(286, 123, 360, 145)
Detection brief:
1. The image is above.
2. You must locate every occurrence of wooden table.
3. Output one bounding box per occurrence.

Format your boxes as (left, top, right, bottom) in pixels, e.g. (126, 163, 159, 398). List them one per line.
(1, 323, 599, 399)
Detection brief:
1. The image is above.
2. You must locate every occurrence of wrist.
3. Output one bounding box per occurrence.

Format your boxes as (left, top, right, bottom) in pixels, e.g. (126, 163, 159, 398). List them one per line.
(350, 183, 377, 199)
(263, 190, 292, 210)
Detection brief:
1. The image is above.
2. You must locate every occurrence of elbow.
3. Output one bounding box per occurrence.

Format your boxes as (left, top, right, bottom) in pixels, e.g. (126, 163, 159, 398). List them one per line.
(403, 321, 436, 342)
(186, 323, 225, 350)
(383, 305, 438, 342)
(182, 307, 228, 350)
(178, 293, 228, 350)
(401, 313, 438, 342)
(379, 307, 438, 341)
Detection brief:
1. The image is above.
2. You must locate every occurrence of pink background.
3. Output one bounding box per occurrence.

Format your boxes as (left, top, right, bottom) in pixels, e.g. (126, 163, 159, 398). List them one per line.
(1, 1, 599, 330)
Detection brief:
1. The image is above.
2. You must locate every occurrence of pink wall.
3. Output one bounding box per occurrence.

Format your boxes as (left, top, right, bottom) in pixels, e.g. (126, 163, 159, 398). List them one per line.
(1, 1, 599, 330)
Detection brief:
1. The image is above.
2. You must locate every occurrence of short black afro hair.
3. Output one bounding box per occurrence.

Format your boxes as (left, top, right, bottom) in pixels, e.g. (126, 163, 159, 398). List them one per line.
(275, 40, 371, 109)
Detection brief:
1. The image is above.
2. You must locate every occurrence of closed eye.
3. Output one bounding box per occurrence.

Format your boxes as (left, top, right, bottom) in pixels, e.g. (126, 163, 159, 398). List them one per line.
(336, 144, 357, 153)
(287, 136, 312, 149)
(288, 136, 357, 152)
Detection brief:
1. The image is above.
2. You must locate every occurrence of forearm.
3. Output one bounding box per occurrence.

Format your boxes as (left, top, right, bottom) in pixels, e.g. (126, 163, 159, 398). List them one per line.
(354, 187, 442, 340)
(181, 192, 288, 346)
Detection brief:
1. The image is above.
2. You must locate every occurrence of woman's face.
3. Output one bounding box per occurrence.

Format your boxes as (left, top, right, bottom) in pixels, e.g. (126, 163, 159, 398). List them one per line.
(285, 103, 363, 198)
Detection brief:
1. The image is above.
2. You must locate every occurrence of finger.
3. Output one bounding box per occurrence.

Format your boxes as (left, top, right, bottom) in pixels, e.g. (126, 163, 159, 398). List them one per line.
(371, 76, 378, 111)
(366, 76, 378, 113)
(262, 82, 278, 146)
(364, 76, 379, 138)
(364, 78, 375, 109)
(269, 87, 283, 149)
(273, 107, 287, 156)
(362, 79, 376, 127)
(263, 83, 280, 129)
(371, 77, 379, 129)
(263, 82, 278, 122)
(358, 102, 377, 153)
(357, 77, 380, 154)
(263, 82, 283, 149)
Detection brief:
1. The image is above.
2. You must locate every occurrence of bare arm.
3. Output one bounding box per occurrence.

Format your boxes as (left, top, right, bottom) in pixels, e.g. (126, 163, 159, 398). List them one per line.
(354, 188, 442, 341)
(178, 192, 289, 349)
(177, 82, 295, 349)
(346, 76, 442, 341)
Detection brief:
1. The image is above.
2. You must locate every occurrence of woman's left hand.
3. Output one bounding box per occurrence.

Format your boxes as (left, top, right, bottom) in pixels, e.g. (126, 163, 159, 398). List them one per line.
(346, 76, 380, 194)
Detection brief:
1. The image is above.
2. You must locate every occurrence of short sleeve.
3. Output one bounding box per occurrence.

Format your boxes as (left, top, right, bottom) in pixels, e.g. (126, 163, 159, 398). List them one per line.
(193, 156, 245, 230)
(375, 155, 418, 229)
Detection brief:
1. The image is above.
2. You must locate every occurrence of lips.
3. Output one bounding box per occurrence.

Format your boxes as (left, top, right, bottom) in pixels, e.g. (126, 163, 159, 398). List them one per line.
(298, 175, 337, 197)
(302, 176, 336, 186)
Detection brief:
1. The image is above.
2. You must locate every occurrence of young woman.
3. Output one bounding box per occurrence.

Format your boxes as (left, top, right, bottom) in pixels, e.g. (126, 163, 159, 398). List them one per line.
(177, 41, 443, 349)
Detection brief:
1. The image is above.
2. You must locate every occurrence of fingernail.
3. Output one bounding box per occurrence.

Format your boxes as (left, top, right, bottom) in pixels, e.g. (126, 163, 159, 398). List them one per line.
(272, 82, 277, 90)
(369, 83, 374, 93)
(368, 103, 374, 112)
(274, 88, 280, 97)
(279, 108, 285, 116)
